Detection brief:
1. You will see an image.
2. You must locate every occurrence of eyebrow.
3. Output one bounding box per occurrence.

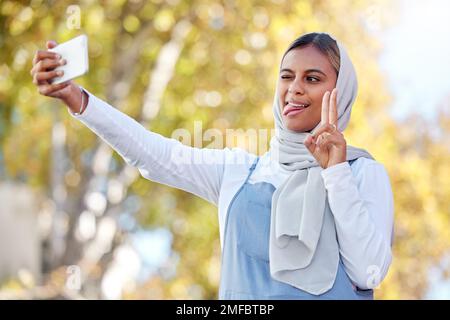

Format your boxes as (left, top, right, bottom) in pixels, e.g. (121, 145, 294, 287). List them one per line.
(280, 68, 327, 77)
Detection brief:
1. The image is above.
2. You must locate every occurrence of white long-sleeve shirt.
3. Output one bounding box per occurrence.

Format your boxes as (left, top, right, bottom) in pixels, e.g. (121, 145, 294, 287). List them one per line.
(68, 89, 394, 290)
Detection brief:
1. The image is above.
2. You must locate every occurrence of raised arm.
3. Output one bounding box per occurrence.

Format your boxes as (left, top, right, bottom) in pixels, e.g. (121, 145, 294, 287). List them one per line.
(31, 40, 229, 205)
(69, 89, 228, 205)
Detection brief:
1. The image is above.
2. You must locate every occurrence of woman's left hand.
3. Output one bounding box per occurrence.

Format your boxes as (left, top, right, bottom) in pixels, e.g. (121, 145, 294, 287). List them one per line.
(304, 88, 347, 169)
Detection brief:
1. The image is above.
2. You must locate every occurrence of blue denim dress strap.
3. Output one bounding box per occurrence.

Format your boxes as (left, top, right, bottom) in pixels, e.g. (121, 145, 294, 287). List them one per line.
(218, 157, 373, 300)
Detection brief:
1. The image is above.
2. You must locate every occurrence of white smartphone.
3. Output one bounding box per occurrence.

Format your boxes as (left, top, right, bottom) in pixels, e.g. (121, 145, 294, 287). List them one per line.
(49, 34, 89, 84)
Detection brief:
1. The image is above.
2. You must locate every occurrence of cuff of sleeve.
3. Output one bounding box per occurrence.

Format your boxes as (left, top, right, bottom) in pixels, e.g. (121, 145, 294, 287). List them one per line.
(67, 86, 95, 119)
(321, 161, 352, 188)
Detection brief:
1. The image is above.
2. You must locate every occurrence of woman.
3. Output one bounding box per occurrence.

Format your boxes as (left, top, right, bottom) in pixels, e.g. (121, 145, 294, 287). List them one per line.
(31, 32, 394, 299)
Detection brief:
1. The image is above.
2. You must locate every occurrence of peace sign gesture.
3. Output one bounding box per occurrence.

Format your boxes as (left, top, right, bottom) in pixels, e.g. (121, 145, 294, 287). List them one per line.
(304, 88, 347, 169)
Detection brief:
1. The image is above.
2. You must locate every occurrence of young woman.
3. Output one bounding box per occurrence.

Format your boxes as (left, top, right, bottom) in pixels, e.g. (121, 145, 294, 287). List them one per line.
(31, 32, 394, 300)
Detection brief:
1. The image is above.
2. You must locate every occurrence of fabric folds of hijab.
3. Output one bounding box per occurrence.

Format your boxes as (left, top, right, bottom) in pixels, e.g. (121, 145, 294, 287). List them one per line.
(268, 34, 374, 295)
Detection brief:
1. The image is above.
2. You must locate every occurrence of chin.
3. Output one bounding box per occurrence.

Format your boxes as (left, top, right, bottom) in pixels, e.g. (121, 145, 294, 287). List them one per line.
(285, 120, 313, 133)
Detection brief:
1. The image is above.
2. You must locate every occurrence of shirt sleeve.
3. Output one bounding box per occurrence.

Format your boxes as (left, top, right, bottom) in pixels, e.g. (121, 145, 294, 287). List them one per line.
(68, 88, 229, 206)
(321, 160, 394, 290)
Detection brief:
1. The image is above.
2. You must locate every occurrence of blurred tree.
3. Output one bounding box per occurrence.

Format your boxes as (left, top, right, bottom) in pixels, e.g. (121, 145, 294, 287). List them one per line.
(0, 0, 449, 299)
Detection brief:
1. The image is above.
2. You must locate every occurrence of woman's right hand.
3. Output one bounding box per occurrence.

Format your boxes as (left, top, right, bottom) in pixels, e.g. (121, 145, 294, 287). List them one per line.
(31, 40, 86, 114)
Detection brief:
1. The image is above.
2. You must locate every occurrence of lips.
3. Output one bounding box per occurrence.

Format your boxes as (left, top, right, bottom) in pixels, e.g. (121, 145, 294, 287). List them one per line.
(283, 101, 310, 116)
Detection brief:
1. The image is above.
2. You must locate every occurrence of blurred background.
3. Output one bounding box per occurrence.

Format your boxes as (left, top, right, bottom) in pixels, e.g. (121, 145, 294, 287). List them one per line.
(1, 0, 449, 299)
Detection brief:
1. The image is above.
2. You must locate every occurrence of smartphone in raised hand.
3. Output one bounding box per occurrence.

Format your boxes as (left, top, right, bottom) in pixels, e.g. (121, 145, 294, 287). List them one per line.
(49, 34, 89, 84)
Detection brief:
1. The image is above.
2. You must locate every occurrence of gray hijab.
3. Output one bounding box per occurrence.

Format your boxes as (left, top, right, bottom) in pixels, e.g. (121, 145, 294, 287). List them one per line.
(268, 34, 374, 295)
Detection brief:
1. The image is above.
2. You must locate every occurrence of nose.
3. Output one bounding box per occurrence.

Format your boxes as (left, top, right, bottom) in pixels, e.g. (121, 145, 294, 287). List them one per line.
(288, 78, 305, 95)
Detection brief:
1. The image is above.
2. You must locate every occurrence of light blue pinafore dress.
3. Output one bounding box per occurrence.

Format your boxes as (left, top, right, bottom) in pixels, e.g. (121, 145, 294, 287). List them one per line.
(218, 157, 374, 300)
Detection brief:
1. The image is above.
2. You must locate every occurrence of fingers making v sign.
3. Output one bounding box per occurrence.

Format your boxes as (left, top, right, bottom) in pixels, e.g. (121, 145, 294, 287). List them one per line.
(304, 88, 347, 169)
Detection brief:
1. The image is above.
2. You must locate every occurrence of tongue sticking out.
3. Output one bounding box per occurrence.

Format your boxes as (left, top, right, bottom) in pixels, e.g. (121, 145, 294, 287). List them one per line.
(284, 104, 308, 116)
